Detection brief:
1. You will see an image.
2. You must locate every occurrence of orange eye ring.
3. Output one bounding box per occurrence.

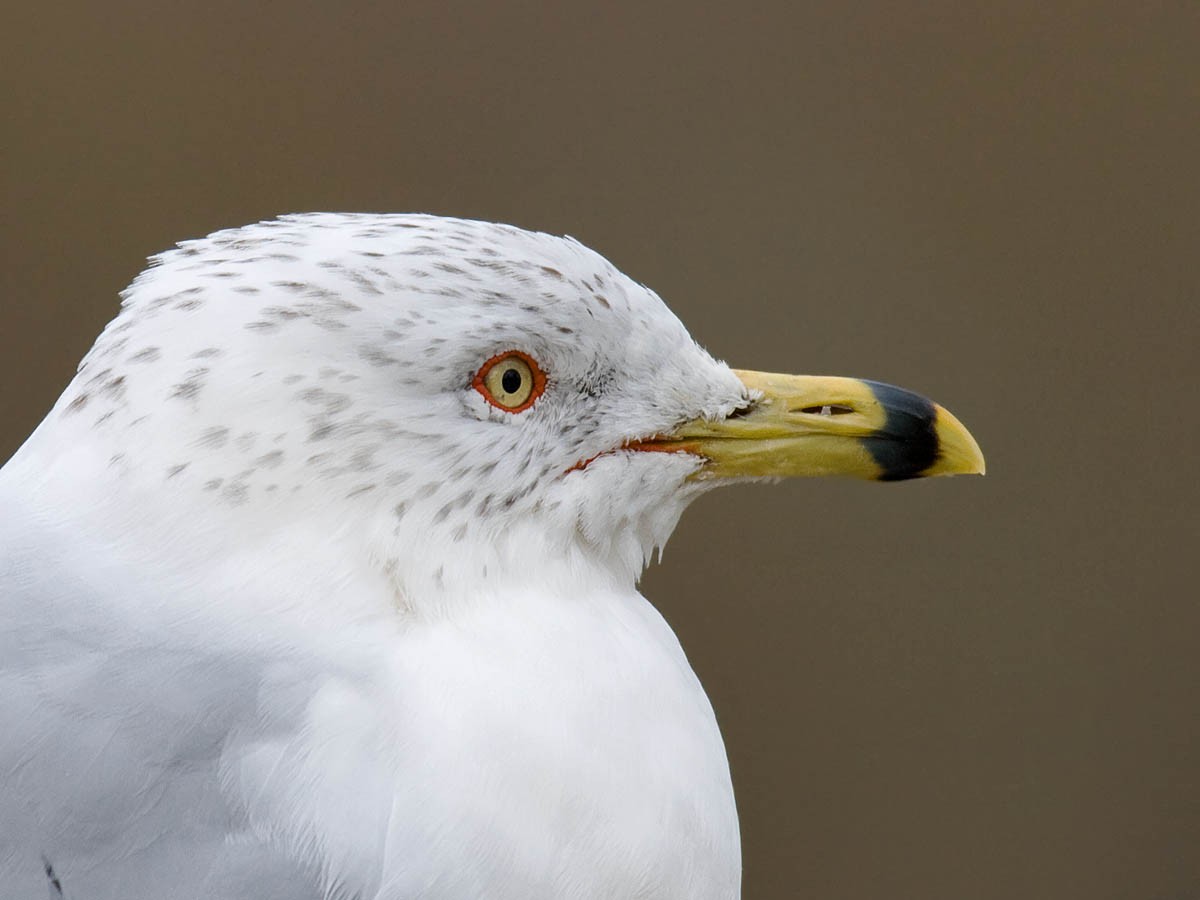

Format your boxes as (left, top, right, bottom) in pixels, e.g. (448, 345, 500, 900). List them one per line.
(472, 350, 547, 413)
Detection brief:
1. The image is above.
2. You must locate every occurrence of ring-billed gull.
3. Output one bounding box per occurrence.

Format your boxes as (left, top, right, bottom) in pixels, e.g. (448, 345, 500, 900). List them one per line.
(0, 214, 983, 899)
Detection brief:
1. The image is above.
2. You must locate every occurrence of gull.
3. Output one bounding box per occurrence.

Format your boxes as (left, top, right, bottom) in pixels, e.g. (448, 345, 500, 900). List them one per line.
(0, 214, 984, 900)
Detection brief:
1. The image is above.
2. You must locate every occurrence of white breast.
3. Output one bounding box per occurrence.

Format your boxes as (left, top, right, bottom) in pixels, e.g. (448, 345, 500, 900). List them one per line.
(0, 465, 739, 899)
(223, 585, 741, 899)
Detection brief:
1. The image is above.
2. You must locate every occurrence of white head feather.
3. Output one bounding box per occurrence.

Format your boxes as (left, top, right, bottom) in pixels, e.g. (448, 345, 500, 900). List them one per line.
(32, 214, 748, 613)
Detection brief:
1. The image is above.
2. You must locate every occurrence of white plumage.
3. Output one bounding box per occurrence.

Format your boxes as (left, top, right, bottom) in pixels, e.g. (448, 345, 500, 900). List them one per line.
(0, 213, 983, 900)
(1, 215, 744, 899)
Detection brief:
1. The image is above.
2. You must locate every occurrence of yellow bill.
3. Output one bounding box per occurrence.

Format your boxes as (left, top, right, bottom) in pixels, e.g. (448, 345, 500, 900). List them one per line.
(637, 370, 985, 482)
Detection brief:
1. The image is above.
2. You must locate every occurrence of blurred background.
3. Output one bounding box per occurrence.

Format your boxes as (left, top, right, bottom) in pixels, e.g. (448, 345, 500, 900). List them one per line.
(2, 2, 1197, 897)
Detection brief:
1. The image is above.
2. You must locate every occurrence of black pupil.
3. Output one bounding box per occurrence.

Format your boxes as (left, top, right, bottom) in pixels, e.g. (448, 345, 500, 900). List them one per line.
(501, 368, 523, 394)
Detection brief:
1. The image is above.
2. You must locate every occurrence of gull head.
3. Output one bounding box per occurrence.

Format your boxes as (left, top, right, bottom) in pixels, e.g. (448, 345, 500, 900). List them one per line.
(39, 214, 982, 608)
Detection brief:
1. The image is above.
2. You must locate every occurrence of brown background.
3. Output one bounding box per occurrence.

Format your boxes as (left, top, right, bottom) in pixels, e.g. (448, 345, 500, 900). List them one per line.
(2, 2, 1197, 898)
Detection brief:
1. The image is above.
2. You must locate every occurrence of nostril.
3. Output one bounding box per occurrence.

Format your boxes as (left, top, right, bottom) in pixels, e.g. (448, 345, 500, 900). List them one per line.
(797, 404, 854, 416)
(725, 402, 756, 420)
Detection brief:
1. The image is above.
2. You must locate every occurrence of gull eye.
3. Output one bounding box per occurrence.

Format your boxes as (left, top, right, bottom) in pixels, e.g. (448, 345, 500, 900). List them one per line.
(473, 350, 546, 413)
